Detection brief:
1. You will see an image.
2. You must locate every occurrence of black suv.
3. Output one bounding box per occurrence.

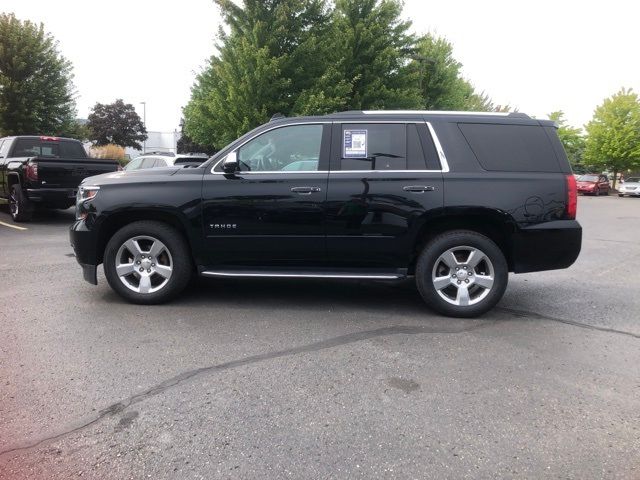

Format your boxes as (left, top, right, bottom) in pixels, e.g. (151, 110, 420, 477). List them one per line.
(70, 111, 581, 317)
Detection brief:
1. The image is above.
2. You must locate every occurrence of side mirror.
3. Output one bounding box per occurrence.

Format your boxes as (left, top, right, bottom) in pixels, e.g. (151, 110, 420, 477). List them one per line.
(222, 151, 238, 173)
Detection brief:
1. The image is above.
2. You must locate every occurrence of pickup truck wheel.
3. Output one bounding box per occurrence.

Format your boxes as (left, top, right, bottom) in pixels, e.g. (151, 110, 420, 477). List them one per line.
(9, 185, 33, 222)
(103, 221, 191, 304)
(416, 230, 508, 318)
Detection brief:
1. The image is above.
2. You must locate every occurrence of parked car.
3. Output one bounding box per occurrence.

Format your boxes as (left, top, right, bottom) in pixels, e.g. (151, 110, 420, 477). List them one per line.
(0, 136, 119, 222)
(618, 177, 640, 197)
(576, 174, 610, 195)
(70, 110, 582, 317)
(123, 152, 209, 171)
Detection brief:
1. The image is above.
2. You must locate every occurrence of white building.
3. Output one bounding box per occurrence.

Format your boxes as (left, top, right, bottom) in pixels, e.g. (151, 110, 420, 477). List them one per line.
(125, 130, 179, 159)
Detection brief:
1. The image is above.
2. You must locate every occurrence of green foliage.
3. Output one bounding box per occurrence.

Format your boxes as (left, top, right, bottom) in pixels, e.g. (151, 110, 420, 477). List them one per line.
(331, 0, 420, 110)
(584, 88, 640, 186)
(0, 13, 76, 136)
(183, 0, 500, 149)
(61, 120, 91, 142)
(411, 34, 492, 111)
(177, 119, 216, 155)
(548, 111, 585, 171)
(184, 0, 347, 149)
(87, 99, 148, 149)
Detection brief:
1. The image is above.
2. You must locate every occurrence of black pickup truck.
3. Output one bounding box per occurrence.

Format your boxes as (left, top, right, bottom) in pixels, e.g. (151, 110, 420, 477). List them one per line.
(70, 110, 582, 317)
(0, 136, 119, 221)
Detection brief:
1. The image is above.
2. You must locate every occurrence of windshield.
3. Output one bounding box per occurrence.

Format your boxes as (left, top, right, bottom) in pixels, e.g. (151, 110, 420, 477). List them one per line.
(577, 175, 598, 182)
(626, 177, 640, 183)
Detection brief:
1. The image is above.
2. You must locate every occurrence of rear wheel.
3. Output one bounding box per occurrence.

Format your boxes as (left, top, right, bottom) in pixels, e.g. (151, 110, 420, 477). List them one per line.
(416, 230, 508, 318)
(9, 185, 33, 222)
(103, 221, 192, 304)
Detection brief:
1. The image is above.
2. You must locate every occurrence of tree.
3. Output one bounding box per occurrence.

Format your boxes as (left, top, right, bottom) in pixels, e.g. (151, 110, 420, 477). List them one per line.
(331, 0, 421, 110)
(0, 13, 76, 136)
(177, 119, 216, 155)
(584, 88, 640, 188)
(411, 34, 491, 111)
(548, 111, 586, 172)
(184, 0, 347, 150)
(183, 1, 500, 149)
(87, 99, 148, 149)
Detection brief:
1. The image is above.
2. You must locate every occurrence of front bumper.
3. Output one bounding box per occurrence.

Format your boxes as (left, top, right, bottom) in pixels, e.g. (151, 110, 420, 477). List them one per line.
(619, 189, 640, 196)
(69, 219, 99, 285)
(511, 220, 582, 273)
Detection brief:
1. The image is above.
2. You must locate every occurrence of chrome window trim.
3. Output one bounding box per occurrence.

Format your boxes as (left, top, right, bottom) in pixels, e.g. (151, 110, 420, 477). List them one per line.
(426, 122, 450, 173)
(209, 120, 451, 174)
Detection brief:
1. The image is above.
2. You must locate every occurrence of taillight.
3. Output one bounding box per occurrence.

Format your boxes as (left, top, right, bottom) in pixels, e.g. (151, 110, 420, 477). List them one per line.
(25, 162, 38, 182)
(566, 174, 577, 219)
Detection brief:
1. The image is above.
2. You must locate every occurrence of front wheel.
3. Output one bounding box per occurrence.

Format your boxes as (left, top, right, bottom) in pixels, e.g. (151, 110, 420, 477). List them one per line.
(103, 221, 192, 304)
(415, 231, 508, 318)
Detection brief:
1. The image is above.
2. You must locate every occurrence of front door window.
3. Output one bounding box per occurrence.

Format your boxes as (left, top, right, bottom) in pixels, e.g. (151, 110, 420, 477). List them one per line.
(237, 124, 323, 172)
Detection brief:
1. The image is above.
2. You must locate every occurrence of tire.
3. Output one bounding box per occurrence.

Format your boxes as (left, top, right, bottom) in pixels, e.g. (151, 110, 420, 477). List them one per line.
(9, 185, 33, 222)
(415, 230, 508, 318)
(103, 221, 192, 304)
(618, 194, 624, 197)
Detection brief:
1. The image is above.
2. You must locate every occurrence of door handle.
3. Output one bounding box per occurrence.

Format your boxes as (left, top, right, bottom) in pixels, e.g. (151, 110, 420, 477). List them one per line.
(402, 185, 435, 193)
(291, 186, 322, 194)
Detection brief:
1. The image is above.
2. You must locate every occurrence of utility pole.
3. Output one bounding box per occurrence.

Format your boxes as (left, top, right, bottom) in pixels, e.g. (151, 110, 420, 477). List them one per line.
(140, 102, 146, 153)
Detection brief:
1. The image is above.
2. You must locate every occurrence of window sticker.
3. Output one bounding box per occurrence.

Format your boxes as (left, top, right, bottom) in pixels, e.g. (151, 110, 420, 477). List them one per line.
(343, 129, 367, 158)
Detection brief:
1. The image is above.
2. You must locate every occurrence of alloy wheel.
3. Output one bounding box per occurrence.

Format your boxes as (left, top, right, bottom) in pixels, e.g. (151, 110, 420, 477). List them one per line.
(431, 246, 495, 306)
(115, 235, 173, 294)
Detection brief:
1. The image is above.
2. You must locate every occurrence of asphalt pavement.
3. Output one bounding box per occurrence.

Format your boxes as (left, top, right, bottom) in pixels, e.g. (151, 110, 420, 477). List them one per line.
(0, 195, 639, 479)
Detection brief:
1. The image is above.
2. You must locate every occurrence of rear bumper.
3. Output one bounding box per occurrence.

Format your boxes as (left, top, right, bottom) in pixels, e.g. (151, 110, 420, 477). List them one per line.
(70, 219, 99, 284)
(27, 187, 76, 206)
(512, 220, 582, 273)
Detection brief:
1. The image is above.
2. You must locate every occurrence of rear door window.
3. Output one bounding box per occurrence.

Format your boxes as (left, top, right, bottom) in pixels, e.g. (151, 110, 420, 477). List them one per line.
(458, 123, 560, 172)
(336, 123, 439, 171)
(340, 124, 406, 170)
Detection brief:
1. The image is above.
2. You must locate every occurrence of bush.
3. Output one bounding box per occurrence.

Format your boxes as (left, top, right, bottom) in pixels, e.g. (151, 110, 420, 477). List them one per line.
(90, 144, 127, 166)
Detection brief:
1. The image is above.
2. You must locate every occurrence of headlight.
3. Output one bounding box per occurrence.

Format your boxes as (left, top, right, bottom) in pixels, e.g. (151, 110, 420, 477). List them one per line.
(77, 185, 100, 204)
(76, 185, 100, 220)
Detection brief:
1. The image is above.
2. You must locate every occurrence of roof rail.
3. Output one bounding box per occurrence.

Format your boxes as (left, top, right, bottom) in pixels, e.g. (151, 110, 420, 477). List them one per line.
(358, 110, 528, 118)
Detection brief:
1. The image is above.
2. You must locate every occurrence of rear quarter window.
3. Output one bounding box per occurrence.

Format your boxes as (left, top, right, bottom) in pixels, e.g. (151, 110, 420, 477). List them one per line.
(458, 123, 560, 172)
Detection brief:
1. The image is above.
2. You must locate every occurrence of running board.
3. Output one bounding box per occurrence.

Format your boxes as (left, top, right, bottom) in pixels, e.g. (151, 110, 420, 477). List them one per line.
(200, 268, 407, 280)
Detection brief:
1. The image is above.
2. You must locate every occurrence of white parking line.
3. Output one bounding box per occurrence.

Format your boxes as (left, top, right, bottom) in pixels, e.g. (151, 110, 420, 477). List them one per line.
(0, 220, 27, 231)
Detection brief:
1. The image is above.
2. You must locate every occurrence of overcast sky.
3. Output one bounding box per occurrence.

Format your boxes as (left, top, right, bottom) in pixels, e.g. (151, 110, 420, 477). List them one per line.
(3, 0, 639, 132)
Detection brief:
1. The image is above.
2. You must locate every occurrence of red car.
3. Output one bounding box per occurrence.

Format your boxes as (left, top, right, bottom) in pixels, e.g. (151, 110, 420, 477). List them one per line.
(576, 174, 610, 195)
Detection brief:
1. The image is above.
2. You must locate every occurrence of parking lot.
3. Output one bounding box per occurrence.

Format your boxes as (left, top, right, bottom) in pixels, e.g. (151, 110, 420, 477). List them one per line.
(0, 195, 639, 479)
